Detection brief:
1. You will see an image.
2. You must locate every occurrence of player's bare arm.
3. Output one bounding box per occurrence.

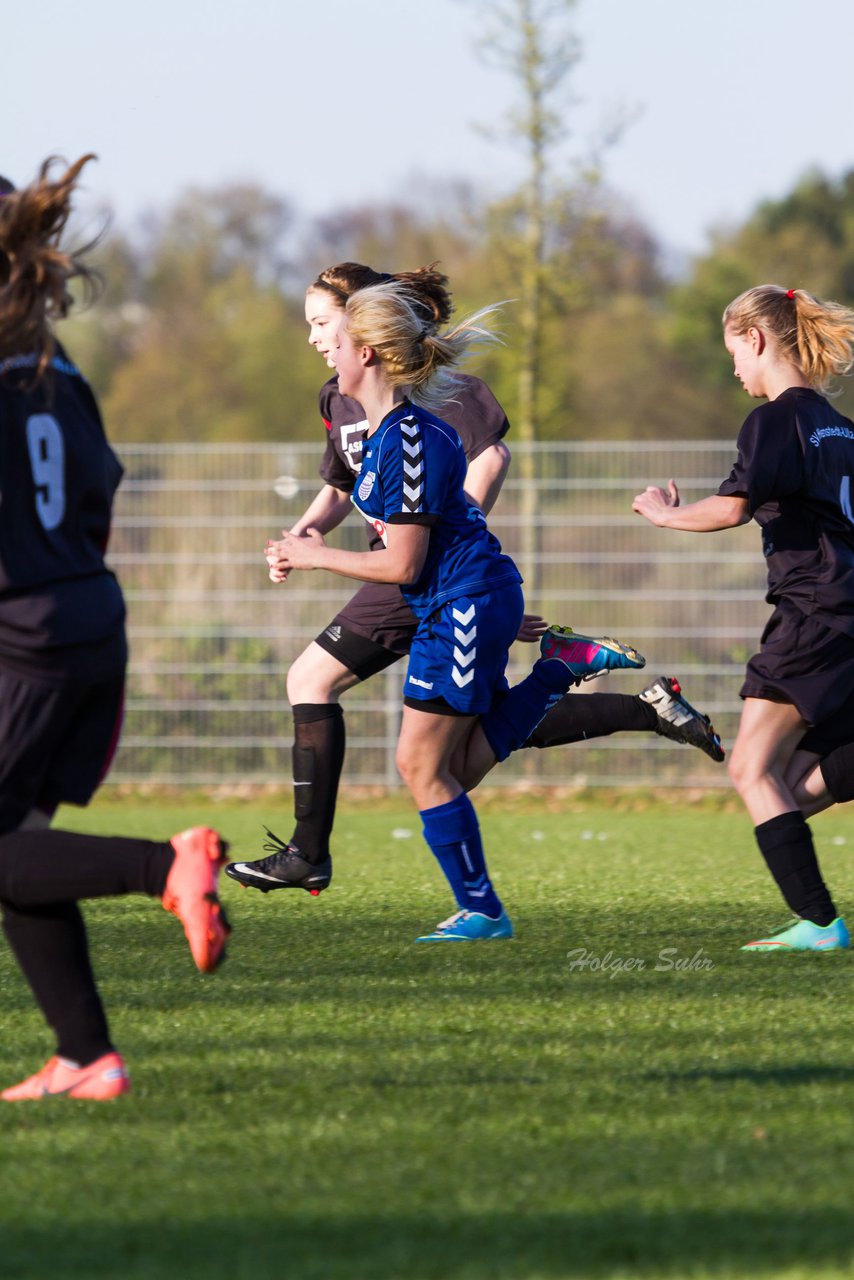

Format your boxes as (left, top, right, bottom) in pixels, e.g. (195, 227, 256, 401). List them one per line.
(289, 483, 353, 538)
(266, 521, 430, 586)
(633, 484, 748, 531)
(463, 441, 511, 515)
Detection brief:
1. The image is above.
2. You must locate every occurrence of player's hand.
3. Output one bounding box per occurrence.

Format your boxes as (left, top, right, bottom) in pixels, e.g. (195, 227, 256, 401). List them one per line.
(263, 524, 306, 583)
(265, 528, 325, 579)
(516, 613, 548, 642)
(632, 479, 680, 525)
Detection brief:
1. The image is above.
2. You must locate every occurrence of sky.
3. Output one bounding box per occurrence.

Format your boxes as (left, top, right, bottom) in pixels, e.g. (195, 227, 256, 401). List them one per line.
(4, 0, 854, 262)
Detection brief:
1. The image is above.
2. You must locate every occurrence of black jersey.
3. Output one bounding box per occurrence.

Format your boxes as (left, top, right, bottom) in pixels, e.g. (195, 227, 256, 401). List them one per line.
(0, 351, 126, 671)
(317, 373, 510, 552)
(717, 387, 854, 636)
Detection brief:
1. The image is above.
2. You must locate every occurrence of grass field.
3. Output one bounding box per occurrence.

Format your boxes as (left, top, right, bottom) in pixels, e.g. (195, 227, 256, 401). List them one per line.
(0, 792, 852, 1280)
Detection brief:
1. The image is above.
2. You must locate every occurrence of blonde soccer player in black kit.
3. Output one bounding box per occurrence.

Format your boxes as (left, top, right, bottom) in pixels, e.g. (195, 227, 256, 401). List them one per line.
(635, 284, 854, 952)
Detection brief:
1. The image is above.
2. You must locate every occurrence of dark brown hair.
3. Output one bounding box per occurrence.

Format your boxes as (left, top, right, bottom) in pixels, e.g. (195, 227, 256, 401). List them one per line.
(309, 261, 454, 330)
(0, 154, 101, 376)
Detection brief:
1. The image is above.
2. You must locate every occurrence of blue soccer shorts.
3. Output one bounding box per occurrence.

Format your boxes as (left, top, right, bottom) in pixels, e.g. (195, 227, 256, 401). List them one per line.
(403, 583, 524, 716)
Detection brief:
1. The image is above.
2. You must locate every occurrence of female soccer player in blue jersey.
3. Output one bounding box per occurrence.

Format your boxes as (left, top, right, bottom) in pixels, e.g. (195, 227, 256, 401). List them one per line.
(0, 157, 230, 1100)
(634, 285, 854, 953)
(231, 279, 645, 941)
(229, 262, 723, 900)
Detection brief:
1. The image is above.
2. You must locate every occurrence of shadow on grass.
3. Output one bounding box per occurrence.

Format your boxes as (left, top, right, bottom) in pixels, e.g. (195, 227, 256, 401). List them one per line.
(639, 1065, 854, 1086)
(3, 1208, 853, 1280)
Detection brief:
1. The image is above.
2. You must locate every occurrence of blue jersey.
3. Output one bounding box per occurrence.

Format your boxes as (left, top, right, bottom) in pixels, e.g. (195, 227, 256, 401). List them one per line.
(718, 387, 854, 636)
(351, 401, 521, 620)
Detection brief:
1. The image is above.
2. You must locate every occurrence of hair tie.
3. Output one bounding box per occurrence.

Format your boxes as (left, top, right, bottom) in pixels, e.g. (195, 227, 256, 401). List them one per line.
(418, 326, 431, 342)
(786, 288, 796, 299)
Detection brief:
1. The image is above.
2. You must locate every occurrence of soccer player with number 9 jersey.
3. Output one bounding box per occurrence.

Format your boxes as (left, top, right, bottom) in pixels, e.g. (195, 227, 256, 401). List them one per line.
(0, 160, 126, 832)
(0, 158, 230, 1103)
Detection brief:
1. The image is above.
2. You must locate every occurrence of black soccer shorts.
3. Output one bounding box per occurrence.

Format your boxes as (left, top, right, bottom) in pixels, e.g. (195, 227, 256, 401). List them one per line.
(313, 581, 418, 681)
(0, 661, 126, 833)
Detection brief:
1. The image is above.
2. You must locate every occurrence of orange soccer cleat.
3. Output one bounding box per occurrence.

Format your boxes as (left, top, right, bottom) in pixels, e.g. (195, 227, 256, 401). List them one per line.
(2, 1051, 131, 1101)
(163, 826, 231, 973)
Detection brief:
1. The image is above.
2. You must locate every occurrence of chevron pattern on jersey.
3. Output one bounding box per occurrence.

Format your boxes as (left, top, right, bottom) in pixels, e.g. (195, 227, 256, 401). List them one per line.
(400, 417, 425, 513)
(451, 602, 477, 688)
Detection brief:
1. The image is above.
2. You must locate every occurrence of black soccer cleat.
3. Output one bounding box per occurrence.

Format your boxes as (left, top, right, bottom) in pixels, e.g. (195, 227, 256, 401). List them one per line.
(639, 675, 725, 763)
(225, 828, 332, 894)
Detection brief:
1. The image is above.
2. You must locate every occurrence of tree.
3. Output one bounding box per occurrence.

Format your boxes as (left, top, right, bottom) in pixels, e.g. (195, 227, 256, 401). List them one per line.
(470, 0, 620, 586)
(665, 167, 854, 430)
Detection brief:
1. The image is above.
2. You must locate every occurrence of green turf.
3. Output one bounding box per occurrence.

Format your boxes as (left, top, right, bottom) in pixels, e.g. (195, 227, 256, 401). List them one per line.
(0, 795, 852, 1280)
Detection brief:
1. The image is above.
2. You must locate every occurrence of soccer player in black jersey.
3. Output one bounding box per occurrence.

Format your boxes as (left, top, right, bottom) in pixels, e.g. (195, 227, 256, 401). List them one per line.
(238, 262, 723, 894)
(0, 157, 230, 1100)
(634, 284, 854, 952)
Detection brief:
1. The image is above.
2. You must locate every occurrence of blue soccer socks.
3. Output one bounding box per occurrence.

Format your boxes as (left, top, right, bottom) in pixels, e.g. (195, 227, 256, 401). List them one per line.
(480, 659, 575, 763)
(420, 792, 503, 919)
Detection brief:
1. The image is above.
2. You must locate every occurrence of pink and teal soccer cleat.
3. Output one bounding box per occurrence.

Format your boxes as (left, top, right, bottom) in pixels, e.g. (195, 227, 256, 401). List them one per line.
(1, 1051, 131, 1101)
(415, 909, 515, 942)
(740, 917, 849, 952)
(540, 625, 645, 683)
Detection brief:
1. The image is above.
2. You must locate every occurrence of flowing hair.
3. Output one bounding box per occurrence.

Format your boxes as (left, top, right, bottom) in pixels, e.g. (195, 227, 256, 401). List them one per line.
(345, 281, 502, 413)
(723, 285, 854, 395)
(0, 154, 102, 377)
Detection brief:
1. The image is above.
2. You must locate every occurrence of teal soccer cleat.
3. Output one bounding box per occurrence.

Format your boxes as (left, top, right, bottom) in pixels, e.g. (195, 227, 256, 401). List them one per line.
(540, 625, 645, 683)
(416, 909, 515, 943)
(741, 916, 850, 952)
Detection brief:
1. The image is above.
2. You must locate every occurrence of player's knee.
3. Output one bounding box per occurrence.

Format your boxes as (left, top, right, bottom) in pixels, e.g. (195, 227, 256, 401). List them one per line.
(287, 651, 334, 704)
(726, 744, 754, 796)
(287, 667, 330, 705)
(395, 740, 416, 788)
(395, 740, 435, 794)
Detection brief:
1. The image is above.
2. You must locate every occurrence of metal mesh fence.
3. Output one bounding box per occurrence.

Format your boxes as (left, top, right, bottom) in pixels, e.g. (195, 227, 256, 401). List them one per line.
(107, 441, 764, 789)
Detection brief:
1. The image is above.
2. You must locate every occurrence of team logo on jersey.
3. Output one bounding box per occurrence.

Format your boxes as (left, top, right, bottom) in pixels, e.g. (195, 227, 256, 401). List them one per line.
(809, 424, 854, 447)
(340, 421, 369, 473)
(358, 470, 376, 501)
